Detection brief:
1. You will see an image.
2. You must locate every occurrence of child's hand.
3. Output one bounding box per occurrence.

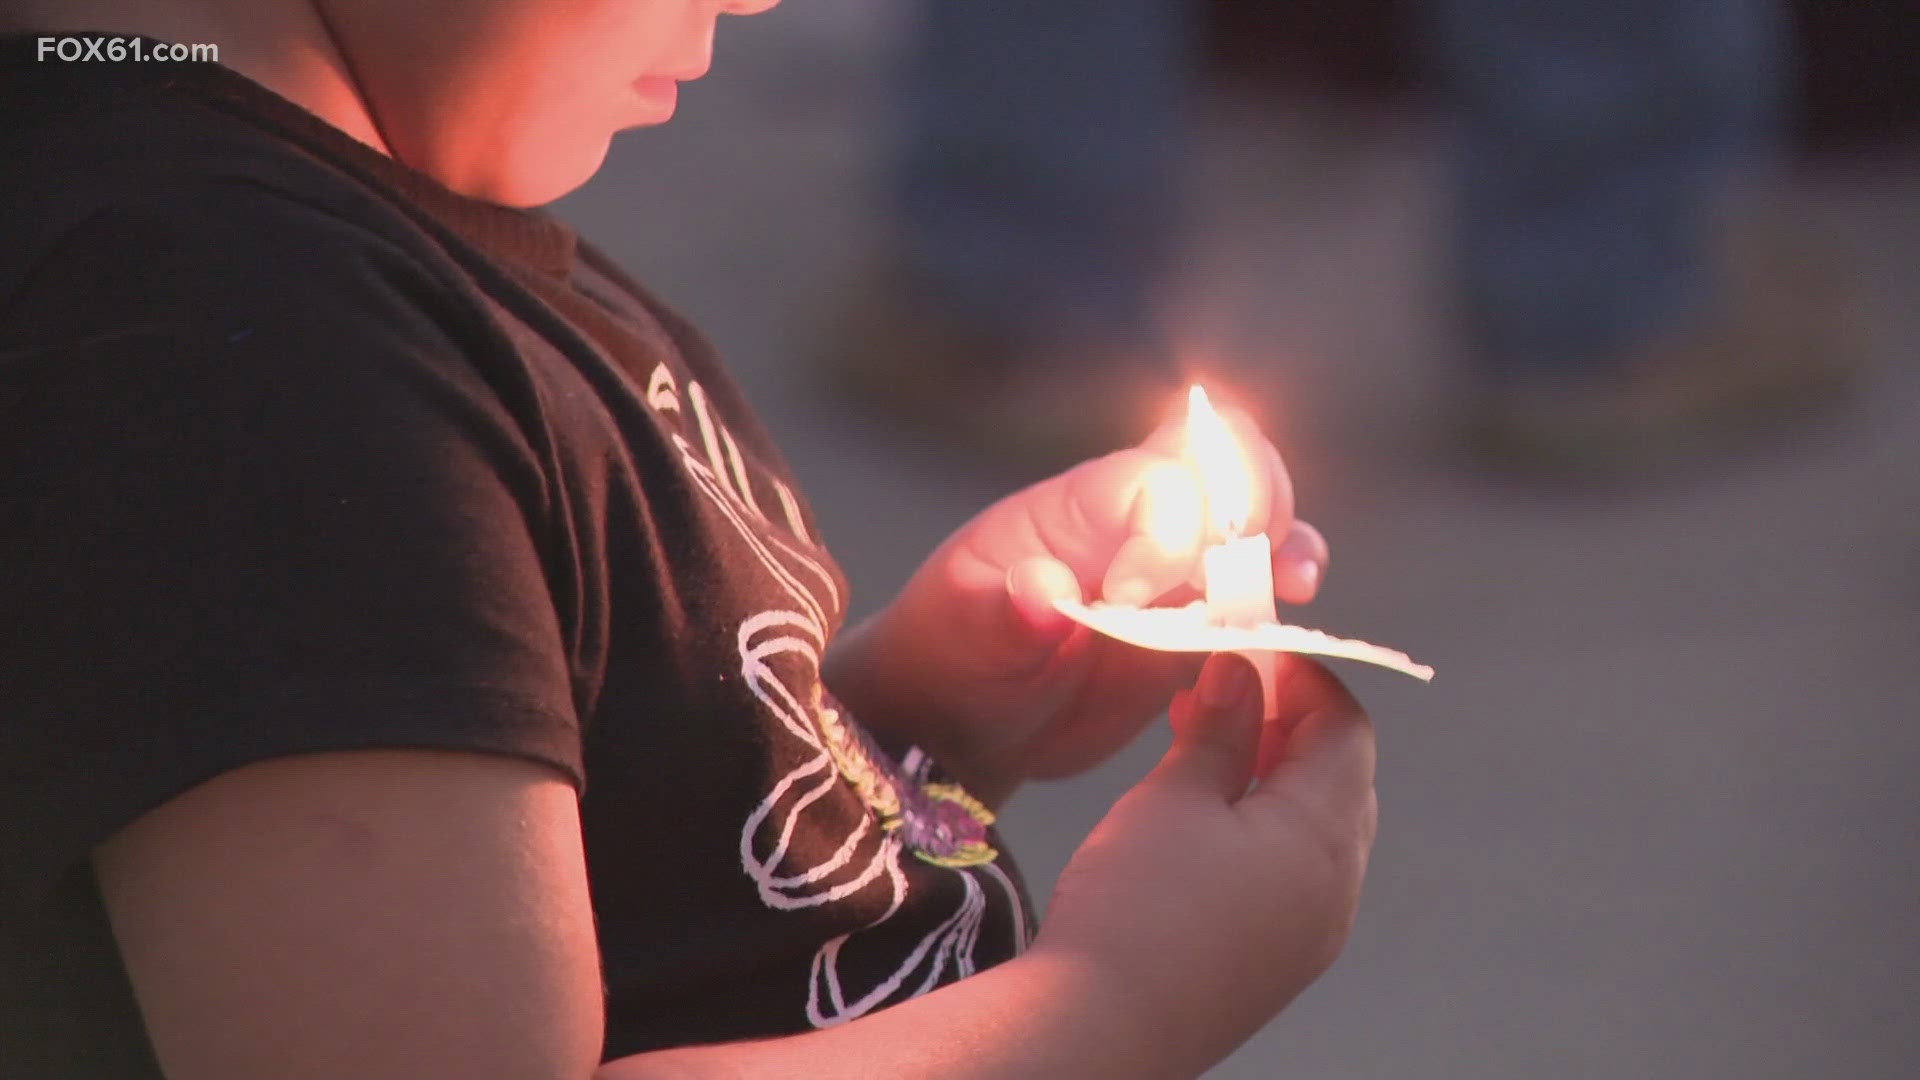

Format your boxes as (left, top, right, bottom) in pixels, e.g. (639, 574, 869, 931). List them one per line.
(824, 403, 1326, 801)
(1031, 652, 1376, 1076)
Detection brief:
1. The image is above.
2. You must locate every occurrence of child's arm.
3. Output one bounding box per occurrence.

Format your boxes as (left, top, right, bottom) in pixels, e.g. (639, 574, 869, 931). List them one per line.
(93, 749, 606, 1080)
(99, 654, 1372, 1080)
(596, 949, 1161, 1078)
(605, 654, 1374, 1080)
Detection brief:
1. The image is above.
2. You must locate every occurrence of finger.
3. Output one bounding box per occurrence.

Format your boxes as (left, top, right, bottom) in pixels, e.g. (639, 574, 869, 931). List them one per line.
(1250, 657, 1328, 785)
(1245, 658, 1374, 823)
(1254, 706, 1376, 831)
(1265, 653, 1361, 729)
(1099, 457, 1205, 607)
(1256, 438, 1296, 541)
(1272, 519, 1330, 605)
(1145, 654, 1262, 799)
(1166, 687, 1195, 739)
(1251, 654, 1323, 779)
(1005, 555, 1082, 644)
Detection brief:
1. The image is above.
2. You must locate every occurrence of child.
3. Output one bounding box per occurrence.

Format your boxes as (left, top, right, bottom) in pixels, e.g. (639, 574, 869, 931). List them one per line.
(0, 2, 1376, 1076)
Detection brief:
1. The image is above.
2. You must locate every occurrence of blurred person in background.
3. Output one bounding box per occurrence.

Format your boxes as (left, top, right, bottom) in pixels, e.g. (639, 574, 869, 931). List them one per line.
(827, 0, 1858, 478)
(827, 0, 1191, 465)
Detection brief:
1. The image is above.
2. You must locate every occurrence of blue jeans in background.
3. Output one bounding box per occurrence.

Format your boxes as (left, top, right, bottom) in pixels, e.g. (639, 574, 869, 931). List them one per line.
(891, 0, 1790, 388)
(894, 0, 1194, 364)
(1429, 0, 1790, 386)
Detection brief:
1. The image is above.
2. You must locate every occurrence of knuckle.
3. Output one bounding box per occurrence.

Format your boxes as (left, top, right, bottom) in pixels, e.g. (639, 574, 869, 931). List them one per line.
(1359, 788, 1380, 851)
(1315, 820, 1371, 896)
(1311, 909, 1359, 974)
(1266, 788, 1373, 893)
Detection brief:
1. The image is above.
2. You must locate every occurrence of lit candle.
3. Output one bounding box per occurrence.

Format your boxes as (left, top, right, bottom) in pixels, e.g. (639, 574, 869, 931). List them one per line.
(1049, 383, 1434, 689)
(1185, 386, 1281, 718)
(1203, 536, 1276, 628)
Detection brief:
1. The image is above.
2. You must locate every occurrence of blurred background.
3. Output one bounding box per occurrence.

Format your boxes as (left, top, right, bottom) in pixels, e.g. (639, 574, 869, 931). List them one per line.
(556, 1, 1919, 1075)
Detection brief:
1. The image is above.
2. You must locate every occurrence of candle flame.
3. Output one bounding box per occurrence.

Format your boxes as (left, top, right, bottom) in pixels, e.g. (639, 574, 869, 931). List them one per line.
(1185, 385, 1255, 537)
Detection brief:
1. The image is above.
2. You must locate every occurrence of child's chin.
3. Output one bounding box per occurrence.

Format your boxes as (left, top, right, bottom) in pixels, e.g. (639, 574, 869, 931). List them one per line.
(479, 137, 616, 208)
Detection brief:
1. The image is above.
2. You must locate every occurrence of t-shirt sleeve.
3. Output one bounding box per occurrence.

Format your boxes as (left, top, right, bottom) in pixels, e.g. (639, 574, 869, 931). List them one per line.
(0, 180, 584, 909)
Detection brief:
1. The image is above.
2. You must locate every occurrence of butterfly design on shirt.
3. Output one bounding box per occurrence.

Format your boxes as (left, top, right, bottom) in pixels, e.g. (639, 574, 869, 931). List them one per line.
(645, 363, 1029, 1028)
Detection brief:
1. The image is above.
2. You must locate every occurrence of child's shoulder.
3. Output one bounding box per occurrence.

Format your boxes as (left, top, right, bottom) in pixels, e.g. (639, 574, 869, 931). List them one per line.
(1, 46, 453, 304)
(0, 53, 508, 414)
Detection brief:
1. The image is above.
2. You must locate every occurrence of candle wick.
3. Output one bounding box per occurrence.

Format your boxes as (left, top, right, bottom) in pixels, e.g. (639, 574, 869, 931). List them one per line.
(1212, 512, 1245, 545)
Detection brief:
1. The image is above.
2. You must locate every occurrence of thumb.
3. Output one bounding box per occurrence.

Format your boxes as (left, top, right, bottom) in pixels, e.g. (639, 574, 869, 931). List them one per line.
(1147, 654, 1263, 799)
(1099, 457, 1205, 608)
(1004, 554, 1082, 645)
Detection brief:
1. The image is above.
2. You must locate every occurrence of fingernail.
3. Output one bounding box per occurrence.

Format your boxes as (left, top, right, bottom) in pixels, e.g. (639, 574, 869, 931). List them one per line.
(1198, 655, 1258, 712)
(1106, 577, 1153, 608)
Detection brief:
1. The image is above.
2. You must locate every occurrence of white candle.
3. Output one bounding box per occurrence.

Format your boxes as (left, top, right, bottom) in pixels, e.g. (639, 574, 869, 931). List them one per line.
(1059, 385, 1432, 688)
(1202, 533, 1276, 628)
(1187, 385, 1282, 719)
(1201, 533, 1280, 720)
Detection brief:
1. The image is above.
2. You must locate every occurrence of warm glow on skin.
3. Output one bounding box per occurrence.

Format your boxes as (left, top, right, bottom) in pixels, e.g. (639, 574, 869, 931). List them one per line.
(1138, 460, 1206, 566)
(0, 0, 784, 207)
(319, 0, 781, 206)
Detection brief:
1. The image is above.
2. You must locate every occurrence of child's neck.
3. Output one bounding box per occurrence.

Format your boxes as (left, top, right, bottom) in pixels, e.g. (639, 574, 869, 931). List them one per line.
(2, 0, 391, 156)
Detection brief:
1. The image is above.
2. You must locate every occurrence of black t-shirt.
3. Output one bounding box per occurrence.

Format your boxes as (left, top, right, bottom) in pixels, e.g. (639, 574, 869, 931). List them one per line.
(0, 36, 1031, 1076)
